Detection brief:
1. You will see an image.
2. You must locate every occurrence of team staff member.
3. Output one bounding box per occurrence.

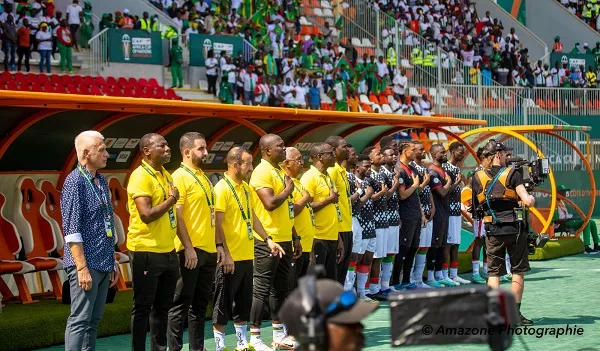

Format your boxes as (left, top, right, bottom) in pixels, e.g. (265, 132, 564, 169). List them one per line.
(472, 140, 535, 326)
(282, 147, 316, 290)
(249, 134, 301, 351)
(127, 133, 180, 351)
(61, 131, 119, 351)
(392, 142, 425, 290)
(428, 144, 461, 287)
(325, 136, 353, 285)
(212, 147, 285, 351)
(167, 132, 218, 351)
(302, 142, 344, 281)
(443, 143, 471, 285)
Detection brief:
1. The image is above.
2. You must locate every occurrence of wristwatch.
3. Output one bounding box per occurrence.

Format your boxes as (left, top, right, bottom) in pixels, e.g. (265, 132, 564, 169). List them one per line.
(216, 243, 224, 248)
(357, 188, 365, 196)
(293, 235, 302, 241)
(265, 236, 274, 242)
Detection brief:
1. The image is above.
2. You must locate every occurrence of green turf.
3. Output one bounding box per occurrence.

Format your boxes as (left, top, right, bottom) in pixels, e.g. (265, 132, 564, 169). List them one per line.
(26, 253, 600, 351)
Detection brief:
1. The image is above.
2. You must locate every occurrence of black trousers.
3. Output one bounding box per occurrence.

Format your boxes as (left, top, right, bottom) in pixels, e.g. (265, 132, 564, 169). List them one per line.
(212, 260, 253, 326)
(289, 252, 311, 291)
(250, 240, 293, 325)
(336, 231, 353, 285)
(313, 239, 338, 281)
(17, 46, 30, 72)
(130, 250, 180, 351)
(207, 74, 218, 95)
(70, 24, 80, 49)
(167, 248, 217, 351)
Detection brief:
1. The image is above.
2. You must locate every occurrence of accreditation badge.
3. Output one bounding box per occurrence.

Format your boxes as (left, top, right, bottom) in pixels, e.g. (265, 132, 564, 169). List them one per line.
(105, 217, 113, 238)
(210, 207, 216, 227)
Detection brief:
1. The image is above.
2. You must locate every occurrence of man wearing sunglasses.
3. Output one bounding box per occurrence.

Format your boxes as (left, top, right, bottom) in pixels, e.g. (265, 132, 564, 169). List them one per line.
(471, 140, 536, 326)
(279, 278, 378, 351)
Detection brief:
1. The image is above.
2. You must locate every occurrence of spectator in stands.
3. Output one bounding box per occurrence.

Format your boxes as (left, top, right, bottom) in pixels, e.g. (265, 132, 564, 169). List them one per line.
(57, 19, 74, 74)
(205, 49, 218, 96)
(61, 130, 120, 351)
(587, 66, 597, 88)
(308, 79, 321, 110)
(36, 22, 52, 73)
(99, 13, 115, 31)
(17, 18, 31, 72)
(170, 38, 184, 88)
(65, 0, 82, 51)
(2, 14, 17, 72)
(333, 75, 347, 111)
(242, 65, 258, 105)
(121, 9, 135, 30)
(552, 36, 563, 53)
(80, 1, 92, 49)
(420, 94, 432, 117)
(571, 42, 582, 54)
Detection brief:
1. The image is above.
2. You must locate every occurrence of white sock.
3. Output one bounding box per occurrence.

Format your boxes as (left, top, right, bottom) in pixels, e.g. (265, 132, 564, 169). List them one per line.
(482, 262, 488, 274)
(505, 253, 511, 274)
(235, 324, 248, 349)
(435, 270, 443, 280)
(414, 253, 427, 283)
(427, 270, 435, 282)
(472, 261, 480, 275)
(369, 279, 380, 294)
(449, 267, 458, 279)
(214, 330, 226, 351)
(442, 269, 449, 280)
(344, 267, 357, 291)
(380, 261, 393, 290)
(356, 272, 369, 297)
(273, 323, 286, 341)
(250, 328, 262, 344)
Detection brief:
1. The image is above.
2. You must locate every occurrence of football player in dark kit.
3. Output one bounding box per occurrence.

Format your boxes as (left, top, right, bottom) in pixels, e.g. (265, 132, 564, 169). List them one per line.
(471, 140, 536, 326)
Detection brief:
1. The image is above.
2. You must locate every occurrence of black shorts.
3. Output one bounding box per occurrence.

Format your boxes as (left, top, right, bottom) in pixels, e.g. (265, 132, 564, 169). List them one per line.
(212, 260, 253, 325)
(399, 217, 420, 248)
(485, 223, 530, 277)
(431, 216, 449, 247)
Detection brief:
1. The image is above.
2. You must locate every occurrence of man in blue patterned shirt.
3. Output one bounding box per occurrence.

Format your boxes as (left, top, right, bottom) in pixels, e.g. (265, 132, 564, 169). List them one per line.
(61, 131, 119, 351)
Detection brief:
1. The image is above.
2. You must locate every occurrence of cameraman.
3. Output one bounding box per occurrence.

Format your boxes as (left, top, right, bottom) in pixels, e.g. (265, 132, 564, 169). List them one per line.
(471, 140, 535, 326)
(279, 278, 378, 351)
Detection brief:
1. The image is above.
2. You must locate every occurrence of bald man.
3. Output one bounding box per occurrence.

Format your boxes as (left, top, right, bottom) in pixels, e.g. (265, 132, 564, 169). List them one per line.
(282, 147, 315, 290)
(249, 134, 301, 350)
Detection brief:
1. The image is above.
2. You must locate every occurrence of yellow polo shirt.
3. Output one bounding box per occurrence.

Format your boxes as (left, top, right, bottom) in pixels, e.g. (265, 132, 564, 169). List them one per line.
(171, 163, 216, 253)
(327, 162, 353, 232)
(250, 158, 294, 242)
(214, 173, 254, 261)
(300, 165, 339, 241)
(127, 160, 177, 253)
(292, 178, 315, 253)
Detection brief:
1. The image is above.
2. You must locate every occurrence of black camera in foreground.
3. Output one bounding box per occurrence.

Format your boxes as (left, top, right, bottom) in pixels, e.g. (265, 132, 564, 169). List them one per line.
(508, 157, 550, 191)
(390, 286, 518, 351)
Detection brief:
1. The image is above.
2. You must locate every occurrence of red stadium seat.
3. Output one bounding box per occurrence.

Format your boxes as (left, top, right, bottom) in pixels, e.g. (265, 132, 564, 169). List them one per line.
(6, 80, 18, 90)
(123, 86, 135, 98)
(15, 72, 25, 81)
(118, 77, 129, 87)
(43, 82, 54, 92)
(62, 75, 73, 86)
(96, 76, 106, 86)
(31, 82, 43, 92)
(54, 84, 67, 94)
(26, 74, 38, 84)
(128, 77, 138, 87)
(90, 85, 102, 95)
(50, 74, 62, 85)
(72, 75, 84, 85)
(101, 84, 111, 95)
(1, 71, 12, 82)
(17, 83, 30, 92)
(78, 85, 91, 95)
(166, 88, 178, 99)
(84, 76, 95, 86)
(138, 78, 149, 87)
(148, 78, 159, 87)
(110, 86, 123, 97)
(38, 74, 49, 84)
(66, 84, 78, 94)
(154, 87, 165, 99)
(106, 76, 117, 86)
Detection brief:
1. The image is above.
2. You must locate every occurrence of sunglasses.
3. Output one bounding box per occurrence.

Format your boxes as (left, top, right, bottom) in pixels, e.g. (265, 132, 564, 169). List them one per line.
(326, 290, 357, 318)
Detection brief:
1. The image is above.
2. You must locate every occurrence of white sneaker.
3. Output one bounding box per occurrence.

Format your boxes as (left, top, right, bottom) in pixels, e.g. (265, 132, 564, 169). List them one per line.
(360, 295, 378, 303)
(250, 339, 274, 351)
(273, 335, 298, 350)
(451, 276, 471, 285)
(416, 282, 431, 288)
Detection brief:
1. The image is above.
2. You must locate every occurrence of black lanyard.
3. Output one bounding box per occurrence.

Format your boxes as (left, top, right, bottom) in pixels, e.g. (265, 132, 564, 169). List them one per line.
(77, 164, 110, 216)
(224, 177, 251, 222)
(180, 164, 214, 207)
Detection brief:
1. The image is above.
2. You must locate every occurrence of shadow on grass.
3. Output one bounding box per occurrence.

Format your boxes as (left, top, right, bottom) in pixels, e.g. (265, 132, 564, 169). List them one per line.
(533, 315, 600, 326)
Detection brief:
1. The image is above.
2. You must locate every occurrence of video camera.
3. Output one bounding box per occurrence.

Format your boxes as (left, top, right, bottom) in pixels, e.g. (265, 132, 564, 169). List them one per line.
(507, 157, 550, 191)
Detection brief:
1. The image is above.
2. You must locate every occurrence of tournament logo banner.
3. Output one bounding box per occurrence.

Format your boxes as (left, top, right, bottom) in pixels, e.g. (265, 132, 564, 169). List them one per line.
(109, 29, 163, 65)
